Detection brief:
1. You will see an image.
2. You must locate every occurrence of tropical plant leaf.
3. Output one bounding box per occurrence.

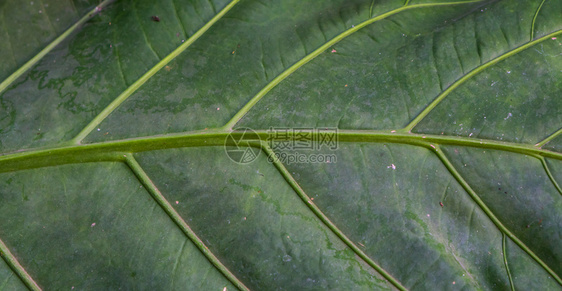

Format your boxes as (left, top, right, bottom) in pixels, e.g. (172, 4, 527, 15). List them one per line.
(0, 0, 561, 290)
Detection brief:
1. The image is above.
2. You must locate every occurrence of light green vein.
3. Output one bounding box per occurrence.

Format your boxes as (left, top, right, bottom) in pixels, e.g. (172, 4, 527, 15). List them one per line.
(0, 238, 41, 291)
(536, 155, 562, 196)
(260, 141, 407, 291)
(431, 144, 562, 286)
(404, 28, 562, 132)
(3, 130, 562, 174)
(531, 0, 547, 40)
(502, 234, 515, 291)
(221, 0, 485, 130)
(125, 155, 249, 291)
(70, 0, 241, 144)
(0, 0, 114, 95)
(536, 127, 562, 147)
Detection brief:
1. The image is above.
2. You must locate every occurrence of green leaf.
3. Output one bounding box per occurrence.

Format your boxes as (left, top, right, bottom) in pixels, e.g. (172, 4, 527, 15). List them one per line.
(0, 0, 561, 290)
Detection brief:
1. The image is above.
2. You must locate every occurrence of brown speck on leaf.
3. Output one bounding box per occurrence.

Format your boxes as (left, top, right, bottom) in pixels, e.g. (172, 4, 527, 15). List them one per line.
(151, 15, 160, 22)
(165, 65, 171, 72)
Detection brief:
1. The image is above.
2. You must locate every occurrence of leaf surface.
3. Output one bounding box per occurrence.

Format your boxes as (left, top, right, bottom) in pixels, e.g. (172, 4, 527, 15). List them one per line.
(0, 0, 561, 290)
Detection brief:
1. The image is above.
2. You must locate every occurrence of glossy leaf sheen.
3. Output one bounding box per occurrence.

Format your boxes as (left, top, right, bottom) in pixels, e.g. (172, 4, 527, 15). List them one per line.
(0, 0, 561, 290)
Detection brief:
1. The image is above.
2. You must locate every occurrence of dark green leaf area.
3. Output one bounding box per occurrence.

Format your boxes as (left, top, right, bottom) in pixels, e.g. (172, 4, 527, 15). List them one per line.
(277, 143, 509, 289)
(0, 0, 100, 81)
(0, 258, 26, 290)
(86, 0, 427, 142)
(136, 147, 394, 290)
(416, 41, 562, 144)
(0, 0, 231, 153)
(0, 163, 234, 290)
(441, 146, 562, 276)
(240, 1, 557, 133)
(504, 238, 561, 290)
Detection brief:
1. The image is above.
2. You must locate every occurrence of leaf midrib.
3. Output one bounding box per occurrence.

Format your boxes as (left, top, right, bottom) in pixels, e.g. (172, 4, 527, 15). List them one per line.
(1, 130, 561, 172)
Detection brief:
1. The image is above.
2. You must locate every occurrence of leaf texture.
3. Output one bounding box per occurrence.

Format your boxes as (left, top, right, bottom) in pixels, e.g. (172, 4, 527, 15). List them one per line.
(0, 0, 561, 290)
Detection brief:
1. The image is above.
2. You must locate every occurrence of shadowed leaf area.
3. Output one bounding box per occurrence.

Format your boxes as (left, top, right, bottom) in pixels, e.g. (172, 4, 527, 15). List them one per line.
(0, 0, 561, 290)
